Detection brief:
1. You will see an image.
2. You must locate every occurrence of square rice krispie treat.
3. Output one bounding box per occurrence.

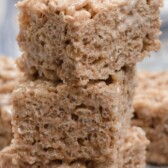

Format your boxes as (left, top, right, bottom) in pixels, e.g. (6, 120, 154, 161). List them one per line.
(0, 127, 149, 168)
(11, 66, 134, 164)
(0, 56, 21, 150)
(121, 127, 149, 168)
(132, 71, 168, 165)
(17, 0, 162, 85)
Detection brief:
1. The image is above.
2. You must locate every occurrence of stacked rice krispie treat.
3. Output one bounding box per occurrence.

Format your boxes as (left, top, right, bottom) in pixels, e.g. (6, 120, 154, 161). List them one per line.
(0, 56, 21, 150)
(0, 127, 148, 168)
(17, 0, 162, 86)
(0, 0, 163, 167)
(133, 71, 168, 165)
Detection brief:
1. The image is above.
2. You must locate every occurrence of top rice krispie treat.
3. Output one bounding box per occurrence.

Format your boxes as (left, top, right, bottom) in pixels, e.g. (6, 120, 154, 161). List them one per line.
(0, 56, 21, 150)
(17, 0, 162, 85)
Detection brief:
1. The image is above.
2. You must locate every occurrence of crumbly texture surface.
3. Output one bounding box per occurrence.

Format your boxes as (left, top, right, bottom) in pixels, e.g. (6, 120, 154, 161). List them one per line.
(11, 66, 134, 163)
(0, 56, 21, 150)
(0, 127, 148, 168)
(17, 0, 162, 85)
(132, 71, 168, 165)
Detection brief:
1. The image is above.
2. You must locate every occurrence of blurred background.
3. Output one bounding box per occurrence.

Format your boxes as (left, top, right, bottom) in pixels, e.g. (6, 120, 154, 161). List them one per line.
(0, 0, 168, 71)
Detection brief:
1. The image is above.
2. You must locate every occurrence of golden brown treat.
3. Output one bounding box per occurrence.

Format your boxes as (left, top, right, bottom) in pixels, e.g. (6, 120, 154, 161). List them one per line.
(17, 0, 162, 85)
(11, 66, 134, 164)
(0, 56, 21, 150)
(0, 127, 148, 168)
(132, 71, 168, 165)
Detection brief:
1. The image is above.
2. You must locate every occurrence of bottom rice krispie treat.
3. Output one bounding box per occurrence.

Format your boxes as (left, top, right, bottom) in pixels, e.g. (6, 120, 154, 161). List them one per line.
(0, 127, 148, 168)
(10, 66, 134, 164)
(133, 71, 168, 165)
(0, 56, 21, 150)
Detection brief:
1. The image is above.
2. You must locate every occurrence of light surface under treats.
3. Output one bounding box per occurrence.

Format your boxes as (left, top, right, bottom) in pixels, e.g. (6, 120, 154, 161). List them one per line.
(11, 66, 134, 164)
(0, 56, 21, 150)
(17, 0, 162, 85)
(0, 127, 149, 168)
(132, 71, 168, 165)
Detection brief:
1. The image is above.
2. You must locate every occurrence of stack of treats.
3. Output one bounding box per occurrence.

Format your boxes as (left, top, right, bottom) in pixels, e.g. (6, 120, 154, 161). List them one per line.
(0, 0, 163, 167)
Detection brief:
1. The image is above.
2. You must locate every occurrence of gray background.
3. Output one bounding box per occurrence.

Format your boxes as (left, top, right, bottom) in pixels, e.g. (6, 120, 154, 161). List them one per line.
(0, 1, 168, 167)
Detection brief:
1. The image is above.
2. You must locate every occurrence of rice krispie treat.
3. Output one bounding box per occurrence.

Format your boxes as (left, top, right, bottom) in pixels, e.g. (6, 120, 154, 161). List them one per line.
(0, 101, 12, 150)
(17, 0, 162, 85)
(0, 56, 21, 150)
(0, 127, 148, 168)
(122, 127, 149, 168)
(0, 56, 21, 94)
(10, 66, 134, 164)
(132, 71, 168, 165)
(0, 145, 88, 168)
